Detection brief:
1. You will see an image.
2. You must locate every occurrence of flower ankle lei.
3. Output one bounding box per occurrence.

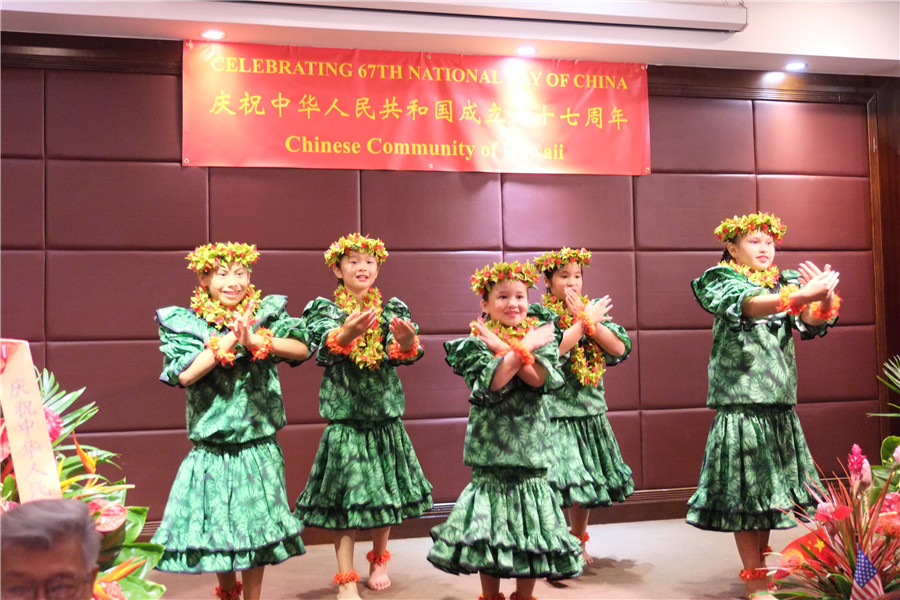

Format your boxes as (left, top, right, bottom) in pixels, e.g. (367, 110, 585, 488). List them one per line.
(720, 261, 780, 289)
(331, 285, 385, 369)
(191, 285, 261, 329)
(542, 293, 606, 386)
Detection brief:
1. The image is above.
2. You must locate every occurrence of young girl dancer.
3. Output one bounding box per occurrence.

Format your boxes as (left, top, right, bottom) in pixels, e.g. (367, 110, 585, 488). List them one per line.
(294, 233, 433, 600)
(532, 247, 634, 564)
(153, 242, 310, 600)
(428, 261, 584, 600)
(686, 213, 841, 600)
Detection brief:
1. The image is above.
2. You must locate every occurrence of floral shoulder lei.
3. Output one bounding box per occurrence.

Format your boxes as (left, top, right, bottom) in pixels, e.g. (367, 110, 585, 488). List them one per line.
(719, 260, 781, 289)
(191, 285, 262, 329)
(541, 292, 606, 386)
(471, 316, 540, 342)
(329, 285, 386, 369)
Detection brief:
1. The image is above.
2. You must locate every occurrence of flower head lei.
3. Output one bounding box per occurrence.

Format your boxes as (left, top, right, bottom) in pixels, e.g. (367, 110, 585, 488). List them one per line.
(324, 233, 389, 267)
(332, 284, 385, 370)
(187, 242, 262, 329)
(541, 292, 607, 386)
(533, 247, 592, 275)
(470, 261, 539, 296)
(186, 242, 260, 274)
(714, 212, 786, 244)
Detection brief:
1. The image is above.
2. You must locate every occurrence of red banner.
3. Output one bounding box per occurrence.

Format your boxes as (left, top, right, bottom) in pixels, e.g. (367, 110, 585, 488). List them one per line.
(182, 41, 650, 174)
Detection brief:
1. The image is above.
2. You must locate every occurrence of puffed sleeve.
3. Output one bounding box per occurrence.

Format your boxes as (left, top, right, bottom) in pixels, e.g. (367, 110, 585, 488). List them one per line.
(155, 306, 207, 387)
(301, 298, 351, 367)
(691, 266, 767, 327)
(599, 321, 632, 366)
(256, 294, 314, 366)
(444, 336, 512, 406)
(384, 297, 424, 365)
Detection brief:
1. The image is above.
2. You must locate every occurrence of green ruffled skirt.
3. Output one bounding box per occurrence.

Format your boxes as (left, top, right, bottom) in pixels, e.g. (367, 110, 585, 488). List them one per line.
(294, 418, 433, 529)
(152, 436, 305, 573)
(548, 415, 634, 508)
(428, 467, 584, 579)
(686, 405, 821, 532)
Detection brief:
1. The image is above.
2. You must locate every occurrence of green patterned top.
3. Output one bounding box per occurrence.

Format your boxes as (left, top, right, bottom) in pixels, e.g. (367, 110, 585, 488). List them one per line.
(691, 266, 832, 408)
(444, 312, 565, 470)
(534, 302, 631, 418)
(304, 296, 423, 421)
(156, 295, 310, 444)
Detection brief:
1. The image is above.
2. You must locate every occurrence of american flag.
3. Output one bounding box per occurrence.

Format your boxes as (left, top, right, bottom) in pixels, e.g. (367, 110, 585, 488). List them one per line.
(850, 548, 884, 600)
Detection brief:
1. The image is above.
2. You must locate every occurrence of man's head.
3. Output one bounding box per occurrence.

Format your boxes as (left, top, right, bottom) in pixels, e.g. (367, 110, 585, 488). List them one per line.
(1, 499, 100, 600)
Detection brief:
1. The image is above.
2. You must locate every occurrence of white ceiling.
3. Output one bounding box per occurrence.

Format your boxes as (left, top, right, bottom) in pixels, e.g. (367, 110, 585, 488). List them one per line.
(2, 1, 898, 77)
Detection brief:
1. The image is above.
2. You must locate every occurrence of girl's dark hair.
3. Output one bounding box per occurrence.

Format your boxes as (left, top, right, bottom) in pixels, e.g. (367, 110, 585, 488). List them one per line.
(542, 266, 585, 292)
(720, 247, 733, 263)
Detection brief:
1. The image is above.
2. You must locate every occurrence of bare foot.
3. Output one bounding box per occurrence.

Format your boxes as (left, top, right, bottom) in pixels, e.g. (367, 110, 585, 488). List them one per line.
(337, 582, 361, 600)
(581, 543, 594, 566)
(367, 562, 391, 590)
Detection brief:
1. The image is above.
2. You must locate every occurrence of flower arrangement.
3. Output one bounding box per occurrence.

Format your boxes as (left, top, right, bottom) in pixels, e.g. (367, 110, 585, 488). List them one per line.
(771, 444, 899, 599)
(0, 370, 166, 600)
(771, 356, 900, 599)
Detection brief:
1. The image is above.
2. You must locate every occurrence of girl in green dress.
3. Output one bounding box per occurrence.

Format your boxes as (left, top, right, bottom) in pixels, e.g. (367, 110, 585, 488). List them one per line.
(428, 261, 584, 600)
(686, 213, 841, 599)
(293, 233, 432, 600)
(153, 242, 311, 600)
(532, 247, 634, 565)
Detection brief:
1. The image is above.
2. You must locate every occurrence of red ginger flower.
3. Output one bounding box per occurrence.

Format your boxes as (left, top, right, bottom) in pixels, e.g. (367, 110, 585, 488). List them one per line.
(848, 444, 866, 476)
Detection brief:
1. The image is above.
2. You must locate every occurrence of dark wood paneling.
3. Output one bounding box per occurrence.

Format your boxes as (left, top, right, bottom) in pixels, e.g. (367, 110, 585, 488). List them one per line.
(0, 68, 43, 157)
(46, 161, 209, 249)
(1, 158, 44, 248)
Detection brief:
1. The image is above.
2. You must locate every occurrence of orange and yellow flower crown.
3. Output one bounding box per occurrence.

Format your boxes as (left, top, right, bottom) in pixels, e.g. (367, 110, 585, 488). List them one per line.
(324, 233, 389, 267)
(186, 242, 259, 274)
(533, 247, 592, 274)
(470, 261, 540, 295)
(715, 212, 787, 243)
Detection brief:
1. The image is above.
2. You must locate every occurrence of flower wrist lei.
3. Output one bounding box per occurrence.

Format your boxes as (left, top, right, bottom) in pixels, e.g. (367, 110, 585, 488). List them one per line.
(777, 284, 805, 315)
(251, 328, 274, 361)
(576, 311, 597, 336)
(388, 336, 420, 360)
(207, 336, 236, 366)
(325, 327, 357, 355)
(809, 292, 842, 321)
(507, 338, 536, 366)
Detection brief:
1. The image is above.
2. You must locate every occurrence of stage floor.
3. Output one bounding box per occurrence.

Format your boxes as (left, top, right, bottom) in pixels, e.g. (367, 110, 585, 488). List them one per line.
(149, 518, 799, 600)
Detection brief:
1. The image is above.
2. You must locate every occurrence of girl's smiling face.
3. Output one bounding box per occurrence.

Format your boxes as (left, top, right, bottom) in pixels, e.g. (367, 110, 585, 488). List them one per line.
(333, 251, 379, 296)
(481, 279, 530, 327)
(547, 262, 583, 301)
(200, 262, 250, 307)
(728, 231, 776, 270)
